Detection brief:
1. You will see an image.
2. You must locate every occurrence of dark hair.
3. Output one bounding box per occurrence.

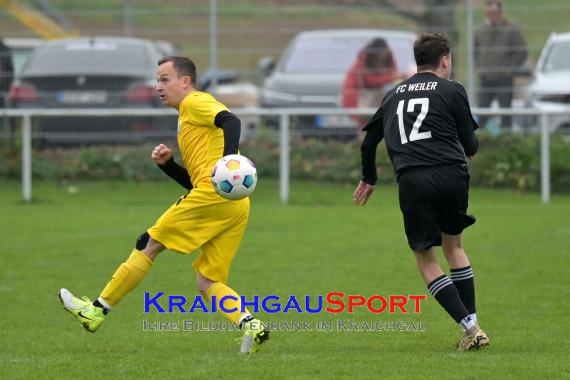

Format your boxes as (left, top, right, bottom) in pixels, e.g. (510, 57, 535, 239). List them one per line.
(158, 56, 197, 86)
(413, 33, 451, 70)
(364, 38, 390, 68)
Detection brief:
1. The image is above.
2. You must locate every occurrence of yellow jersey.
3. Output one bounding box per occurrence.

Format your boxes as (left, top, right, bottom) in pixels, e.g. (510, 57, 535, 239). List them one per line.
(148, 91, 250, 273)
(177, 91, 228, 192)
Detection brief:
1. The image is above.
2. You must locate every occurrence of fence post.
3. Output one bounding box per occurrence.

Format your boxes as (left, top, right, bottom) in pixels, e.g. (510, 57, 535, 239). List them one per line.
(22, 114, 32, 202)
(540, 112, 550, 204)
(279, 112, 290, 204)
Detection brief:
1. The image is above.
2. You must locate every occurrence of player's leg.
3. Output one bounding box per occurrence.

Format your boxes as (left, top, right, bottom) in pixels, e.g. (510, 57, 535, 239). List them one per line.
(442, 233, 476, 323)
(196, 270, 269, 353)
(196, 272, 251, 326)
(435, 166, 489, 350)
(400, 167, 481, 350)
(441, 233, 489, 350)
(197, 259, 270, 355)
(197, 273, 269, 355)
(97, 233, 164, 308)
(497, 76, 514, 129)
(194, 199, 269, 354)
(414, 247, 476, 335)
(477, 77, 495, 129)
(436, 165, 479, 324)
(190, 198, 252, 325)
(59, 232, 164, 332)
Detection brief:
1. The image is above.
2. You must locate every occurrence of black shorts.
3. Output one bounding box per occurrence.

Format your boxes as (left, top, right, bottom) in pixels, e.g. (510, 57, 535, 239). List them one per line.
(398, 164, 476, 251)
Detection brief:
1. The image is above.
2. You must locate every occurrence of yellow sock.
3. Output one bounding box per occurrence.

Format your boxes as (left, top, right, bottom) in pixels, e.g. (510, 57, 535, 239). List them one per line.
(205, 282, 250, 324)
(99, 249, 153, 307)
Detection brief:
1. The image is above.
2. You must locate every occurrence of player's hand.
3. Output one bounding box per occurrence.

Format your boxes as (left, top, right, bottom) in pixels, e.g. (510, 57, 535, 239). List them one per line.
(151, 144, 172, 165)
(353, 180, 375, 206)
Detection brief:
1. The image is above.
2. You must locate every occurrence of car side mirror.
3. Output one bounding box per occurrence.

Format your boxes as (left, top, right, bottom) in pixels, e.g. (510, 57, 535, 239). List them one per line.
(258, 56, 275, 77)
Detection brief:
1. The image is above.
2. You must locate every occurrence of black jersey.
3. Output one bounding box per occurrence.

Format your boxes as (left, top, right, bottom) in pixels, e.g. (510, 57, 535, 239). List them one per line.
(361, 71, 478, 183)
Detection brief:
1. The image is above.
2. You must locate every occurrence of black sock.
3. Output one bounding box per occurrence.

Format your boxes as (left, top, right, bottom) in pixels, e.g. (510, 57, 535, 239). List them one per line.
(428, 275, 470, 324)
(93, 299, 110, 315)
(450, 266, 476, 315)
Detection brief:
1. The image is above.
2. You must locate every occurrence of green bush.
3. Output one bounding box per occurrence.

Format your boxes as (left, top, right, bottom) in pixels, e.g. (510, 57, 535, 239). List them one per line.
(1, 131, 569, 193)
(469, 132, 540, 191)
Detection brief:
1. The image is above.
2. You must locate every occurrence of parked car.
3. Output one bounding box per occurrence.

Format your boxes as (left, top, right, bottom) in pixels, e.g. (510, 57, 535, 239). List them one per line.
(9, 36, 176, 145)
(525, 32, 570, 133)
(259, 29, 417, 134)
(152, 40, 178, 58)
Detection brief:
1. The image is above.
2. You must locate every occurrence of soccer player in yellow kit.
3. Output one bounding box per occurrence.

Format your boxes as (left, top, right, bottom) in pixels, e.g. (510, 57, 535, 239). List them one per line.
(58, 56, 269, 354)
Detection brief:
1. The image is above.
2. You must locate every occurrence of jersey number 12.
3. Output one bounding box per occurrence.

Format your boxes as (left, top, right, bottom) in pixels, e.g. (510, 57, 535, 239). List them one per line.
(396, 98, 431, 144)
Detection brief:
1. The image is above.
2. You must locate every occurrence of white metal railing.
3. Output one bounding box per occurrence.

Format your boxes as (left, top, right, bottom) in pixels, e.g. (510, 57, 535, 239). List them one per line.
(1, 106, 568, 204)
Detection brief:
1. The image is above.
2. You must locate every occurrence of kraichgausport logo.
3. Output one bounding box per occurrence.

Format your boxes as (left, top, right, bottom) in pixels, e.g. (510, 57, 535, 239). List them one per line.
(143, 292, 427, 314)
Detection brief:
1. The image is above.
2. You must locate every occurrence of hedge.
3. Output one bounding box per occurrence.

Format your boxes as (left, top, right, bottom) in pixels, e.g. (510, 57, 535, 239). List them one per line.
(1, 131, 569, 193)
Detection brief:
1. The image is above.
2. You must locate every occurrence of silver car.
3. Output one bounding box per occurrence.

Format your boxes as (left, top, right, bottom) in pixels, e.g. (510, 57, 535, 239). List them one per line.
(260, 29, 417, 133)
(526, 32, 570, 132)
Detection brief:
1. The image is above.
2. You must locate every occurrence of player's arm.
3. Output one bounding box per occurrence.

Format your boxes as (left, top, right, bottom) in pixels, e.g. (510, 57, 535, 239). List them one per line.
(214, 111, 241, 156)
(451, 83, 479, 157)
(151, 144, 193, 190)
(361, 108, 385, 185)
(354, 110, 384, 205)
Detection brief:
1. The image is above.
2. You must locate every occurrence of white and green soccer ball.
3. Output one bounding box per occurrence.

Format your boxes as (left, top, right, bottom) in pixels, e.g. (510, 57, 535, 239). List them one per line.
(211, 154, 257, 200)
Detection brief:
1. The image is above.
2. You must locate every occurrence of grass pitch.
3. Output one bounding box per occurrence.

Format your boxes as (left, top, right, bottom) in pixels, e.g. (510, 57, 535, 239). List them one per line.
(1, 180, 569, 379)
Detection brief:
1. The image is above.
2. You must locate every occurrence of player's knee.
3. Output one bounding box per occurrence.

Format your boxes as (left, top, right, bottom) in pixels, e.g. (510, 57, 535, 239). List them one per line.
(442, 242, 463, 259)
(135, 232, 150, 250)
(442, 235, 463, 255)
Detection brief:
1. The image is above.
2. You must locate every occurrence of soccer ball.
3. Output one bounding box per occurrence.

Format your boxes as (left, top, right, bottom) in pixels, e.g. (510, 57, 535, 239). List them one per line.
(211, 154, 257, 200)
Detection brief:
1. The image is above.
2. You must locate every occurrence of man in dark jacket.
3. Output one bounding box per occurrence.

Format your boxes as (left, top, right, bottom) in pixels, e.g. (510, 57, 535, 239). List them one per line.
(475, 0, 527, 129)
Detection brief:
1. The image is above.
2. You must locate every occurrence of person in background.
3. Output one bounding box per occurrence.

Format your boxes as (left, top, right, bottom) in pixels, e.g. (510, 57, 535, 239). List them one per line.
(474, 0, 527, 129)
(342, 38, 409, 127)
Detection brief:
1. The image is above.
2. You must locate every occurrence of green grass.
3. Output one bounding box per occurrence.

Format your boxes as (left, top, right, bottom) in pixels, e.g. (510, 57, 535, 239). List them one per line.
(1, 180, 569, 379)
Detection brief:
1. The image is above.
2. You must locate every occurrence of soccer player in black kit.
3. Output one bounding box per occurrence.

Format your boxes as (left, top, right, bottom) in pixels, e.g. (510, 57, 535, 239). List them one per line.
(354, 33, 490, 351)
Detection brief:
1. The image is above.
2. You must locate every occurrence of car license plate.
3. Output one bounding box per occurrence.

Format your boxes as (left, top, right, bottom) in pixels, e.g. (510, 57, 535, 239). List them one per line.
(315, 114, 358, 128)
(57, 91, 108, 104)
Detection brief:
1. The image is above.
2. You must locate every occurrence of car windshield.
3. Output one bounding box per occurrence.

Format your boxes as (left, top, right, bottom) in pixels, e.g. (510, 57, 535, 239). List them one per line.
(280, 35, 414, 74)
(11, 48, 33, 78)
(542, 41, 570, 73)
(24, 41, 152, 76)
(389, 38, 416, 71)
(281, 36, 371, 74)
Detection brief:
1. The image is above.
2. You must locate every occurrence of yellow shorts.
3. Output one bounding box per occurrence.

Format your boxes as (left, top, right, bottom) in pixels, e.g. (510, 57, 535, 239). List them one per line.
(147, 187, 250, 284)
